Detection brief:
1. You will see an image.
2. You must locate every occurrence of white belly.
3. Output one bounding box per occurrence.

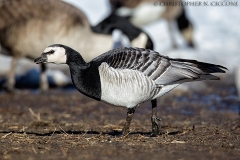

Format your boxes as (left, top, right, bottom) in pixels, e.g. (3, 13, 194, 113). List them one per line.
(99, 63, 158, 108)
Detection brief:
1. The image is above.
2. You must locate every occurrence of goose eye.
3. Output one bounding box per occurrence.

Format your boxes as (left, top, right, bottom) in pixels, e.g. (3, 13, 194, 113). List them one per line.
(49, 50, 54, 54)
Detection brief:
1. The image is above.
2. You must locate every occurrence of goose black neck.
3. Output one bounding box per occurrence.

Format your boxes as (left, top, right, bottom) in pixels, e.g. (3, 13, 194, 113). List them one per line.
(64, 46, 101, 101)
(64, 46, 86, 66)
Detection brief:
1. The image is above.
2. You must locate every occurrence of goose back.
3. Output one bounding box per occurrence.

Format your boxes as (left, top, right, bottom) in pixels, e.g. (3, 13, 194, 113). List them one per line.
(0, 0, 89, 30)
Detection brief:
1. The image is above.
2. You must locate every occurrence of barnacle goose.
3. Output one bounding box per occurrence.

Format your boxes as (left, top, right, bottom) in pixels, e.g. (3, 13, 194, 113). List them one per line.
(0, 0, 152, 91)
(110, 0, 195, 48)
(35, 44, 227, 136)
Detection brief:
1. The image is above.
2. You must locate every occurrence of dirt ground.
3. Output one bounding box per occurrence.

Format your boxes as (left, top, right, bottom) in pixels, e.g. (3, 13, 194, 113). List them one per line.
(0, 80, 240, 160)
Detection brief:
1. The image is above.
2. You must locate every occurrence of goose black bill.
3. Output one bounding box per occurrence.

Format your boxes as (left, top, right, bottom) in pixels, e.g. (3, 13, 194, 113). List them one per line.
(34, 54, 47, 64)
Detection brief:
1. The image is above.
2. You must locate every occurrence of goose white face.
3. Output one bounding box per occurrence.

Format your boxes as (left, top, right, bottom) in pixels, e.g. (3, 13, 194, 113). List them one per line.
(43, 46, 67, 64)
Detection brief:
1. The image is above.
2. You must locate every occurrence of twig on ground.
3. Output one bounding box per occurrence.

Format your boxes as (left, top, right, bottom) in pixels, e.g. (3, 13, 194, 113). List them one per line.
(32, 147, 38, 154)
(171, 140, 186, 144)
(81, 131, 88, 137)
(46, 127, 57, 143)
(58, 125, 68, 135)
(1, 132, 12, 138)
(29, 108, 41, 121)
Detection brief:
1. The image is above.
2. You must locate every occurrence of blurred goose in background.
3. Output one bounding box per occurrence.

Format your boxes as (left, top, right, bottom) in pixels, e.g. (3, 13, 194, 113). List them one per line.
(110, 0, 195, 48)
(35, 44, 226, 136)
(91, 11, 154, 50)
(0, 0, 152, 91)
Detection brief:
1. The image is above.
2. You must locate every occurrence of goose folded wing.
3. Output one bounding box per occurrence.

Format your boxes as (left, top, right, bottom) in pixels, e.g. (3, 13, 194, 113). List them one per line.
(150, 59, 227, 85)
(96, 47, 227, 85)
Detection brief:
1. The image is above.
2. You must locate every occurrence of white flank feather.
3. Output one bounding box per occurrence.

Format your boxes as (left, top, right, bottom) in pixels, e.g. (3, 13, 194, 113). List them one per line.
(99, 62, 160, 108)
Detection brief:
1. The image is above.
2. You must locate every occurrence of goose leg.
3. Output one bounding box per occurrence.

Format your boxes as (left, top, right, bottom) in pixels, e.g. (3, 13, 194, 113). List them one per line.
(151, 99, 161, 136)
(6, 56, 19, 92)
(168, 20, 178, 49)
(122, 107, 136, 136)
(40, 63, 48, 91)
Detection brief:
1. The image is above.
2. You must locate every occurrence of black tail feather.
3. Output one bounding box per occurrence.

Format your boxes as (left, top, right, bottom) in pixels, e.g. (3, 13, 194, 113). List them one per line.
(171, 58, 228, 74)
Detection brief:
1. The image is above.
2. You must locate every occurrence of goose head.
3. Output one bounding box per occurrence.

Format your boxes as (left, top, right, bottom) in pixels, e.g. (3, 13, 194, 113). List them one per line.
(35, 44, 67, 64)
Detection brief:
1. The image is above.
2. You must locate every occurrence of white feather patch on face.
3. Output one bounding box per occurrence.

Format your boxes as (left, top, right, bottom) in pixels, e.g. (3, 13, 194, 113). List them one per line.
(43, 46, 67, 64)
